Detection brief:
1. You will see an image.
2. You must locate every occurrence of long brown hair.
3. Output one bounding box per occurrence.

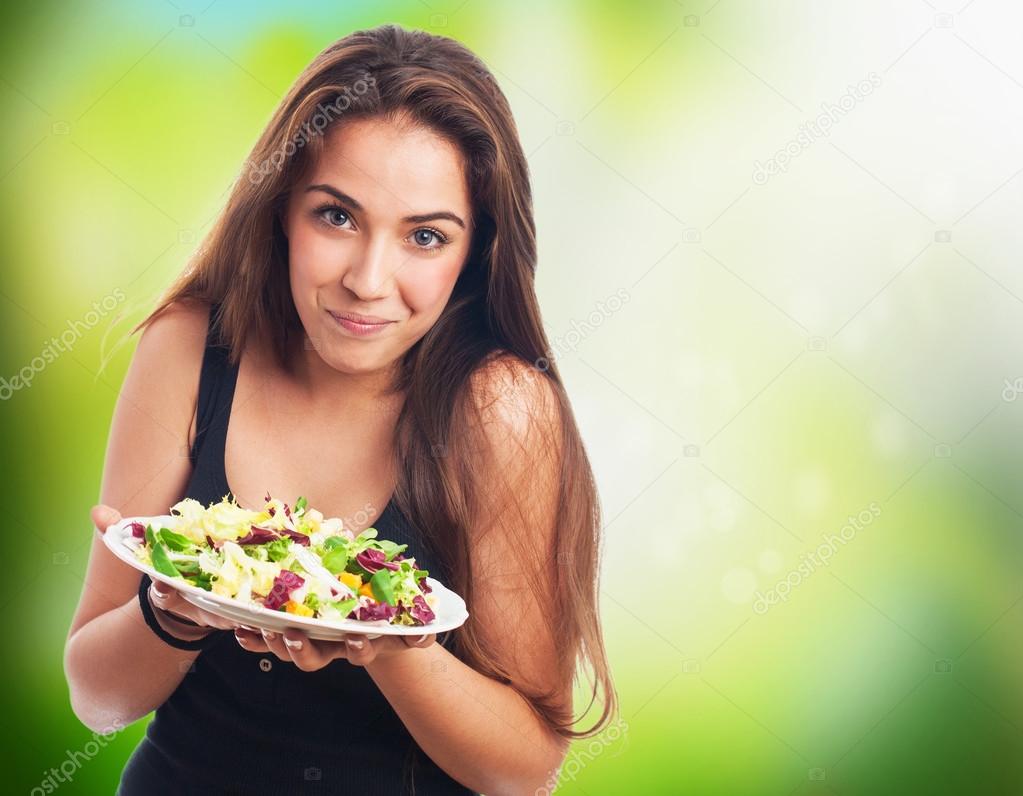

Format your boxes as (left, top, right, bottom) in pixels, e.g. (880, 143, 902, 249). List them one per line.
(134, 23, 616, 744)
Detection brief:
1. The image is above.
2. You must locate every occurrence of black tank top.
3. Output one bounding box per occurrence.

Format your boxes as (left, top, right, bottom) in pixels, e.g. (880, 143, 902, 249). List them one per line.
(117, 304, 474, 796)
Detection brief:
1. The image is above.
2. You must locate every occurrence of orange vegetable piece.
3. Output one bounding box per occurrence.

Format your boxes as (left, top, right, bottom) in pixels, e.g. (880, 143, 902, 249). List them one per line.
(339, 572, 362, 590)
(284, 599, 314, 617)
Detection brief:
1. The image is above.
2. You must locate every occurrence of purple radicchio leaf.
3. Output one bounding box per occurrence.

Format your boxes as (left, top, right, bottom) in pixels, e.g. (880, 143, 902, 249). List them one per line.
(356, 548, 399, 573)
(409, 594, 436, 625)
(353, 600, 398, 622)
(263, 570, 305, 610)
(236, 525, 280, 544)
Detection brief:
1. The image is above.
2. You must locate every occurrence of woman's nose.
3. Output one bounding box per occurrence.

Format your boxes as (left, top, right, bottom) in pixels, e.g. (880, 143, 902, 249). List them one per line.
(341, 236, 398, 300)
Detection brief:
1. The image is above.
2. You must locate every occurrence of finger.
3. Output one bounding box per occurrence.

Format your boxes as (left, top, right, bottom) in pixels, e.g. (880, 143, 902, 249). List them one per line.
(149, 581, 230, 631)
(195, 608, 242, 631)
(260, 629, 292, 662)
(91, 504, 122, 532)
(150, 580, 194, 619)
(281, 629, 342, 672)
(343, 634, 377, 667)
(149, 579, 186, 614)
(234, 628, 270, 652)
(402, 633, 436, 648)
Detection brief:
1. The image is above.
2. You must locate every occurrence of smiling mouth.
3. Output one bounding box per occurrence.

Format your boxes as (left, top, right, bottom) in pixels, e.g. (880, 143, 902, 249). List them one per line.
(328, 310, 393, 325)
(327, 309, 395, 336)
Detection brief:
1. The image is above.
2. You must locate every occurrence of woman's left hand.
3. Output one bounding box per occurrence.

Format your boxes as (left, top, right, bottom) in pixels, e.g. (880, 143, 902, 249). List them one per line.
(234, 626, 436, 670)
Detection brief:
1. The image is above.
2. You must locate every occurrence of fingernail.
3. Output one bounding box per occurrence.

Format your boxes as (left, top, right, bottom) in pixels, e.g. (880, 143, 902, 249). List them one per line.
(285, 637, 303, 650)
(263, 630, 276, 641)
(347, 638, 364, 650)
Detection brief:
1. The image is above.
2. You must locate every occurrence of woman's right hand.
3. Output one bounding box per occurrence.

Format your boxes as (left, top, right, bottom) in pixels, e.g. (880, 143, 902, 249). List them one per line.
(148, 578, 243, 633)
(91, 503, 242, 633)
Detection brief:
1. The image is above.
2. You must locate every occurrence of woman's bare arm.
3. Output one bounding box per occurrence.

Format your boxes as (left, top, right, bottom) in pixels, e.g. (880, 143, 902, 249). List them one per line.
(63, 299, 212, 733)
(364, 355, 573, 795)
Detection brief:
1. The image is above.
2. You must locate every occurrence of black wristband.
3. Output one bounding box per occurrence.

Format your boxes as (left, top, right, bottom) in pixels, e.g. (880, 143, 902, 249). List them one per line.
(138, 573, 221, 652)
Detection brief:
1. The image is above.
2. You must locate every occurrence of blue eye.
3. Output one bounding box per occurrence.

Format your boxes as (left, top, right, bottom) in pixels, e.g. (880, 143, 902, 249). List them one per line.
(411, 228, 448, 249)
(316, 204, 351, 228)
(312, 202, 352, 229)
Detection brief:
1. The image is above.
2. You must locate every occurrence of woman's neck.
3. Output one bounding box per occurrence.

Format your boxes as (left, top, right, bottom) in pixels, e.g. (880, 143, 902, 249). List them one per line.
(266, 327, 404, 415)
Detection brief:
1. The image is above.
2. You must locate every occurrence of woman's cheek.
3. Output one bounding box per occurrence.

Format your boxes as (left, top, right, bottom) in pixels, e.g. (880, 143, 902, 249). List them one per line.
(401, 255, 464, 312)
(299, 235, 347, 285)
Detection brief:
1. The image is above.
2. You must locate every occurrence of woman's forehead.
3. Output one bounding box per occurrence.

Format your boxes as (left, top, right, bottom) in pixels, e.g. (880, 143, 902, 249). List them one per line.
(306, 118, 471, 218)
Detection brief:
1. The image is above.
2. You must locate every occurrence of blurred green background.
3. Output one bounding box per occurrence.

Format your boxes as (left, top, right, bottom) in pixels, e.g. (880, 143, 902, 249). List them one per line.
(2, 0, 1021, 793)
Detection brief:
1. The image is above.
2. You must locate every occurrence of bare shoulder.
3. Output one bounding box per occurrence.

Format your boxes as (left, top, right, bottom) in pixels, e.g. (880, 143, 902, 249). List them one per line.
(129, 299, 210, 403)
(117, 297, 213, 461)
(468, 350, 560, 438)
(136, 297, 211, 362)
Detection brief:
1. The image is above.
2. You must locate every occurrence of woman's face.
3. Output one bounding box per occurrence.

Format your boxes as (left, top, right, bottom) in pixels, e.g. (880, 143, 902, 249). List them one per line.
(283, 115, 473, 376)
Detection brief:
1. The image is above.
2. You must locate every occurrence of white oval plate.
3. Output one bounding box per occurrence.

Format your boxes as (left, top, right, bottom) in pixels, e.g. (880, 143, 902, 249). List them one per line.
(103, 515, 468, 641)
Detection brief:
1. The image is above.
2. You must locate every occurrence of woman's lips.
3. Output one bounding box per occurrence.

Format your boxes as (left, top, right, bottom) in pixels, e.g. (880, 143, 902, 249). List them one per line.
(327, 310, 394, 337)
(333, 310, 392, 324)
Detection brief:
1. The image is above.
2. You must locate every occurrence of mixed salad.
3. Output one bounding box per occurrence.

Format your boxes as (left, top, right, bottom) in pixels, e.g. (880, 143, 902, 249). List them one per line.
(127, 494, 436, 626)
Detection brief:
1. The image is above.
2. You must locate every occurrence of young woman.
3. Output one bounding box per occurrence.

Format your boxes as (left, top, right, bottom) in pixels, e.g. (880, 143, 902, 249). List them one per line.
(63, 23, 617, 795)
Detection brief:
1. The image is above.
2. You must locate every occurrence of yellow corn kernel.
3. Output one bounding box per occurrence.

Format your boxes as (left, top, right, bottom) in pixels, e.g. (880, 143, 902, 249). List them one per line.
(284, 599, 314, 616)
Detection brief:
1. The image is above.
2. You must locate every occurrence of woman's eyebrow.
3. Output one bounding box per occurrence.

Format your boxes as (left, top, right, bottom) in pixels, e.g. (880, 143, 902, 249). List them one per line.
(305, 183, 466, 229)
